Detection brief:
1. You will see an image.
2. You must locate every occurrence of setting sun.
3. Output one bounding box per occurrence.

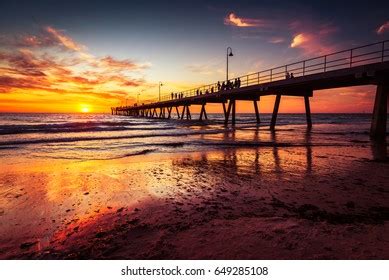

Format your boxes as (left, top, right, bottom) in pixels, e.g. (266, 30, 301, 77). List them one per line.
(80, 105, 91, 113)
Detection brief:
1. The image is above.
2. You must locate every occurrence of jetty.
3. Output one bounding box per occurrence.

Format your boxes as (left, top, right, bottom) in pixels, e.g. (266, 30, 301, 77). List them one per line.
(112, 40, 389, 138)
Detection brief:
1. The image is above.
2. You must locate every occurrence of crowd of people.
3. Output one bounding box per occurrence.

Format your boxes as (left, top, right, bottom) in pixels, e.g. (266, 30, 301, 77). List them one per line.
(170, 92, 184, 100)
(162, 70, 299, 103)
(170, 78, 242, 100)
(217, 78, 241, 91)
(167, 72, 295, 101)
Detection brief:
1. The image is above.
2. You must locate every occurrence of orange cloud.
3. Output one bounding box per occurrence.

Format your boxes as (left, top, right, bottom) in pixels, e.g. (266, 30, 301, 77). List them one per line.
(288, 21, 339, 55)
(100, 56, 150, 71)
(45, 26, 84, 52)
(376, 21, 389, 34)
(224, 12, 268, 27)
(290, 33, 309, 48)
(290, 32, 336, 55)
(0, 27, 151, 112)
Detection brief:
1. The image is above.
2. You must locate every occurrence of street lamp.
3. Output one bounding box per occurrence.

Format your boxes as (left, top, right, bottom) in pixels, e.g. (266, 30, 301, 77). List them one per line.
(137, 89, 144, 104)
(226, 47, 233, 82)
(158, 82, 163, 101)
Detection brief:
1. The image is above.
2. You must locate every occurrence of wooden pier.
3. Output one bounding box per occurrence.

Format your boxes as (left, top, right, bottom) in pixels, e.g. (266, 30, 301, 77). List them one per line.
(112, 40, 389, 138)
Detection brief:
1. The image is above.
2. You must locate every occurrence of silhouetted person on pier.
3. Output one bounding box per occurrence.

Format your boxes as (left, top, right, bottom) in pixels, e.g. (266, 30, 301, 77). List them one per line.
(285, 71, 290, 79)
(237, 77, 241, 88)
(211, 86, 214, 93)
(205, 89, 209, 95)
(217, 81, 221, 91)
(227, 80, 232, 90)
(175, 93, 177, 99)
(234, 78, 238, 88)
(171, 92, 174, 100)
(221, 81, 226, 91)
(290, 72, 294, 78)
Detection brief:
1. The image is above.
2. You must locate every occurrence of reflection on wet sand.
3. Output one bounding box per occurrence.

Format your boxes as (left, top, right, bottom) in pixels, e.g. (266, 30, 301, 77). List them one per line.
(0, 128, 388, 259)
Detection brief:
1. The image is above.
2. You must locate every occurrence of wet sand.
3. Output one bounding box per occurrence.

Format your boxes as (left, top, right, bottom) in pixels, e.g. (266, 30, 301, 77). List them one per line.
(0, 138, 388, 259)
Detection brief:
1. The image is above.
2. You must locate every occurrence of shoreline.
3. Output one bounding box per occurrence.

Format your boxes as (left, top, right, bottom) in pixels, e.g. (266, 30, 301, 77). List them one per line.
(1, 143, 388, 259)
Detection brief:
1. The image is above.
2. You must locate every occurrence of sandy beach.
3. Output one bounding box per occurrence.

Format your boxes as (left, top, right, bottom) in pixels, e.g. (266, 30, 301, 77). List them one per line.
(1, 135, 388, 259)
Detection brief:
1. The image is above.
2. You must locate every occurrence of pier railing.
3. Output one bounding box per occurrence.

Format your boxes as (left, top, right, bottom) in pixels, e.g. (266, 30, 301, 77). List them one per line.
(142, 40, 389, 105)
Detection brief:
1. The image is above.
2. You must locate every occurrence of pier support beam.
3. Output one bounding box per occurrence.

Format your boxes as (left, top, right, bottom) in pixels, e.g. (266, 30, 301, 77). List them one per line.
(186, 106, 192, 120)
(199, 104, 208, 121)
(370, 84, 388, 138)
(222, 103, 227, 119)
(224, 100, 236, 125)
(270, 95, 281, 130)
(167, 107, 172, 119)
(159, 108, 163, 118)
(253, 100, 260, 124)
(231, 100, 236, 125)
(181, 106, 186, 120)
(304, 96, 312, 130)
(175, 106, 180, 119)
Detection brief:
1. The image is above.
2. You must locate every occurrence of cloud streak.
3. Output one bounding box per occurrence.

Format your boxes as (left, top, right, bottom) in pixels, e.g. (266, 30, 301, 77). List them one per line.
(224, 12, 268, 27)
(376, 21, 389, 34)
(45, 26, 85, 52)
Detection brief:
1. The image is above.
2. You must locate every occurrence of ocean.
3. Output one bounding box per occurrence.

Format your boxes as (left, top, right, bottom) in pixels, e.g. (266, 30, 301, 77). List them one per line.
(0, 112, 388, 260)
(0, 113, 386, 161)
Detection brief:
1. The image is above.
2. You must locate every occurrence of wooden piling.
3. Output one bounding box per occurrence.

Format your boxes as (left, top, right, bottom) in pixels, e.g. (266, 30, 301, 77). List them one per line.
(181, 106, 186, 120)
(304, 96, 312, 129)
(253, 100, 260, 124)
(199, 104, 207, 120)
(224, 100, 233, 125)
(270, 95, 281, 130)
(231, 100, 236, 125)
(370, 84, 388, 138)
(222, 103, 227, 119)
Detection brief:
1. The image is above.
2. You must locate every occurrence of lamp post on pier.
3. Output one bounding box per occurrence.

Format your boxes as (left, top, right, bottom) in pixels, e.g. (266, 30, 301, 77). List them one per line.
(159, 82, 163, 101)
(137, 89, 144, 104)
(226, 47, 234, 82)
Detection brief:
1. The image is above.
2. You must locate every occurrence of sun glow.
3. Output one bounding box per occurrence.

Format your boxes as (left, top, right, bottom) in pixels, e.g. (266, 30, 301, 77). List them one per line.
(80, 105, 91, 113)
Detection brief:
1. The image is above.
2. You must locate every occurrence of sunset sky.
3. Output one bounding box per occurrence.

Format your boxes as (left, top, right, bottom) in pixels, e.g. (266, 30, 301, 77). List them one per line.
(0, 0, 388, 113)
